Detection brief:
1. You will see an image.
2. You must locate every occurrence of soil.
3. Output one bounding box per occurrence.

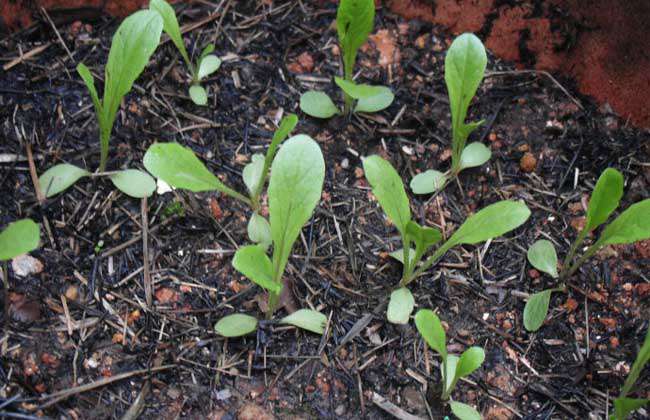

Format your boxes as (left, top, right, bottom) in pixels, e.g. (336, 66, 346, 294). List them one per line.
(1, 1, 649, 419)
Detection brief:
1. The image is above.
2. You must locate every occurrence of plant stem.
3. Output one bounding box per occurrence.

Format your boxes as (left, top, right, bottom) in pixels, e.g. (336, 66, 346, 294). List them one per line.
(564, 242, 601, 280)
(220, 185, 253, 207)
(99, 131, 109, 172)
(407, 242, 454, 286)
(266, 291, 279, 320)
(560, 229, 587, 279)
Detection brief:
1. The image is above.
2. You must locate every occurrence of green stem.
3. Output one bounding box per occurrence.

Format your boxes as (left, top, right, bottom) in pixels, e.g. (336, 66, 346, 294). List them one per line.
(99, 130, 109, 172)
(407, 241, 454, 287)
(560, 229, 588, 279)
(440, 357, 450, 401)
(267, 291, 279, 320)
(564, 242, 601, 280)
(219, 185, 253, 207)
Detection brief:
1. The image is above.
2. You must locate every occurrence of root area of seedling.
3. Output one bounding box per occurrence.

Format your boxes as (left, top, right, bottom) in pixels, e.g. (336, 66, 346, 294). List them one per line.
(0, 1, 649, 418)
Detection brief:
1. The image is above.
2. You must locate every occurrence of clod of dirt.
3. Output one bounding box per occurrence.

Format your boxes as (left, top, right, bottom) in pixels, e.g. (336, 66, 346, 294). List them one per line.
(519, 152, 537, 173)
(11, 254, 43, 277)
(237, 403, 274, 420)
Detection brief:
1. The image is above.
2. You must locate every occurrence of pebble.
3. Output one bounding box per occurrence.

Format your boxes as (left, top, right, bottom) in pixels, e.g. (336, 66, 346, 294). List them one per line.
(520, 152, 537, 173)
(11, 255, 43, 277)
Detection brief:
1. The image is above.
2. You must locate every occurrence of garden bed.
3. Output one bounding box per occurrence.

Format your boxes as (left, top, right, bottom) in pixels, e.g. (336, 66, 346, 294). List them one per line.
(1, 1, 649, 418)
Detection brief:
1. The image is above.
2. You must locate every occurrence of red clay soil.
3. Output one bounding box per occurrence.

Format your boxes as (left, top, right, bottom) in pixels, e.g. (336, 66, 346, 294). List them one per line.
(3, 0, 650, 128)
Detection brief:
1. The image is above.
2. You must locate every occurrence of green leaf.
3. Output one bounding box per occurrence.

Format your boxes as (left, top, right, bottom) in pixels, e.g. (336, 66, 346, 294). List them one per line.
(355, 86, 394, 113)
(189, 85, 208, 105)
(76, 63, 102, 117)
(523, 289, 553, 332)
(197, 55, 221, 80)
(414, 309, 447, 359)
(446, 200, 531, 247)
(621, 326, 650, 396)
(337, 0, 375, 78)
(459, 142, 491, 170)
(445, 33, 487, 166)
(387, 287, 415, 324)
(406, 221, 442, 251)
(143, 143, 224, 192)
(268, 135, 325, 282)
(0, 219, 40, 261)
(527, 239, 558, 278)
(199, 44, 215, 61)
(149, 0, 191, 67)
(410, 170, 447, 195)
(109, 169, 156, 198)
(232, 245, 280, 294)
(597, 199, 650, 246)
(362, 155, 411, 236)
(214, 314, 258, 337)
(585, 168, 624, 232)
(280, 309, 327, 334)
(247, 213, 272, 249)
(389, 248, 416, 266)
(334, 77, 382, 99)
(450, 401, 481, 420)
(456, 346, 485, 378)
(243, 154, 265, 196)
(444, 355, 459, 393)
(264, 113, 298, 170)
(39, 163, 89, 197)
(299, 91, 339, 119)
(613, 398, 648, 420)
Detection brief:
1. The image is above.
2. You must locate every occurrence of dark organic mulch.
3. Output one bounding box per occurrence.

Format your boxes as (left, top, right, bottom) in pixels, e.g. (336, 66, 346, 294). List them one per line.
(1, 1, 649, 419)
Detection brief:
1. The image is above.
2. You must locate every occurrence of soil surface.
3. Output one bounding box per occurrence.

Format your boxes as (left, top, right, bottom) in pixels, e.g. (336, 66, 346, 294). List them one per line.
(1, 1, 649, 419)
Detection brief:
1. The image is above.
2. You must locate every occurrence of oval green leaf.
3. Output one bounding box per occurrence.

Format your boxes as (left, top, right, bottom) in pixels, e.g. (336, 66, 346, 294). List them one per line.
(248, 212, 272, 248)
(214, 314, 258, 337)
(143, 143, 222, 192)
(387, 287, 415, 325)
(456, 346, 485, 378)
(337, 0, 375, 77)
(232, 244, 279, 294)
(355, 86, 394, 113)
(613, 397, 649, 420)
(334, 77, 382, 99)
(198, 55, 221, 80)
(189, 85, 208, 105)
(524, 289, 553, 332)
(459, 142, 491, 170)
(597, 199, 650, 246)
(109, 169, 156, 198)
(242, 154, 265, 196)
(280, 309, 327, 334)
(414, 309, 447, 359)
(299, 91, 339, 119)
(0, 219, 40, 261)
(410, 170, 447, 195)
(406, 220, 443, 249)
(389, 248, 416, 266)
(39, 163, 89, 197)
(527, 239, 558, 278)
(585, 168, 624, 232)
(444, 354, 459, 393)
(362, 155, 411, 236)
(450, 401, 481, 420)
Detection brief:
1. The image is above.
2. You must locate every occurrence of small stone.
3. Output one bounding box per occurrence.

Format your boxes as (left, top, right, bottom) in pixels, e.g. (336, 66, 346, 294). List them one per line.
(520, 152, 537, 173)
(341, 158, 349, 169)
(65, 285, 78, 301)
(11, 255, 43, 277)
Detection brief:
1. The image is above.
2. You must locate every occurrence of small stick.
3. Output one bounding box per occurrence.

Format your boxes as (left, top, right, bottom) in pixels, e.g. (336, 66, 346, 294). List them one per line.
(40, 7, 74, 62)
(3, 42, 52, 71)
(25, 142, 44, 204)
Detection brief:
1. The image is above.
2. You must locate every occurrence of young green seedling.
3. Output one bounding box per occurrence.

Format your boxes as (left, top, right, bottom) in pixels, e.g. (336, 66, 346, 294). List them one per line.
(362, 155, 530, 324)
(410, 33, 491, 195)
(523, 168, 650, 331)
(298, 0, 394, 118)
(149, 0, 221, 106)
(214, 135, 327, 337)
(415, 309, 484, 420)
(612, 326, 649, 419)
(143, 114, 298, 249)
(38, 10, 162, 198)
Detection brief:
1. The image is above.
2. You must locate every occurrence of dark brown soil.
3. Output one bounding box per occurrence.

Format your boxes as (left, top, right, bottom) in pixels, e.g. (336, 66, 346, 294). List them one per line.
(1, 1, 649, 419)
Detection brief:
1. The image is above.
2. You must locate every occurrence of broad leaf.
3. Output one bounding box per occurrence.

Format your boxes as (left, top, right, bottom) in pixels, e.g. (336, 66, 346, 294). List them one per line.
(523, 289, 553, 331)
(242, 154, 265, 195)
(280, 309, 327, 334)
(109, 169, 156, 198)
(143, 143, 223, 192)
(337, 0, 375, 77)
(389, 248, 416, 266)
(459, 142, 491, 170)
(414, 309, 447, 359)
(410, 170, 447, 195)
(189, 85, 208, 105)
(149, 0, 191, 67)
(597, 199, 650, 246)
(39, 163, 89, 197)
(197, 55, 221, 80)
(362, 155, 411, 236)
(334, 77, 382, 99)
(456, 346, 485, 378)
(406, 221, 442, 250)
(387, 287, 415, 324)
(613, 398, 648, 420)
(268, 135, 325, 281)
(76, 63, 102, 117)
(355, 86, 394, 113)
(232, 245, 279, 294)
(446, 201, 530, 247)
(585, 168, 624, 232)
(527, 239, 558, 278)
(450, 401, 481, 420)
(247, 213, 272, 249)
(214, 314, 258, 337)
(621, 326, 650, 396)
(0, 219, 40, 261)
(300, 91, 339, 118)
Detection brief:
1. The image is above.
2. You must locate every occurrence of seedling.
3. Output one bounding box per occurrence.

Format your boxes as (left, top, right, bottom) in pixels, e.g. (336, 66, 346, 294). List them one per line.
(415, 309, 484, 420)
(612, 326, 649, 419)
(150, 0, 221, 106)
(410, 33, 491, 195)
(143, 114, 298, 249)
(298, 0, 394, 118)
(38, 10, 162, 198)
(362, 155, 530, 324)
(214, 135, 327, 337)
(523, 168, 650, 331)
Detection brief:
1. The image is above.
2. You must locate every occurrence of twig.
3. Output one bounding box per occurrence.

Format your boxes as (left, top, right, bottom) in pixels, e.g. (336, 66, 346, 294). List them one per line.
(371, 392, 426, 420)
(25, 142, 44, 204)
(3, 42, 52, 71)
